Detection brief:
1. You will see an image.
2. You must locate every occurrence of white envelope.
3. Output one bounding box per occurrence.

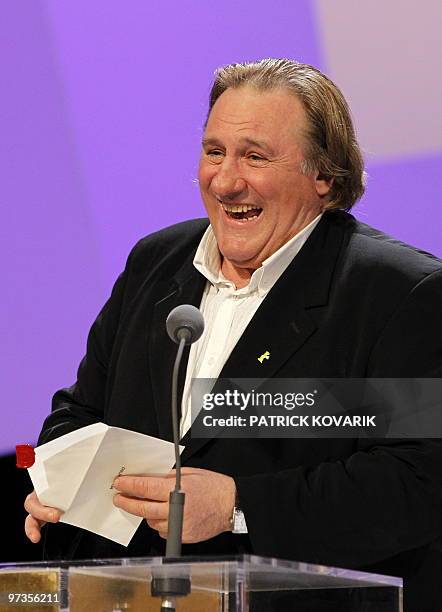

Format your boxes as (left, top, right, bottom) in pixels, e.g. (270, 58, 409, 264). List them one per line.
(28, 423, 183, 546)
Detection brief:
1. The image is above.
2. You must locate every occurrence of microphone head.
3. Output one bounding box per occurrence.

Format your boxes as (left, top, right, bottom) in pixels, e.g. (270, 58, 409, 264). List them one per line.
(166, 304, 204, 345)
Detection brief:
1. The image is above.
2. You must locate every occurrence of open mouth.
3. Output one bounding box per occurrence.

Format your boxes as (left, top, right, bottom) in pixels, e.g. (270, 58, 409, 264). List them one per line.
(220, 202, 263, 222)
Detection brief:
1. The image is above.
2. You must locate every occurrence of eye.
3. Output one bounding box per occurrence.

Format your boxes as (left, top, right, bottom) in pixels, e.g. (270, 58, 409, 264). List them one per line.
(205, 149, 224, 163)
(247, 153, 267, 165)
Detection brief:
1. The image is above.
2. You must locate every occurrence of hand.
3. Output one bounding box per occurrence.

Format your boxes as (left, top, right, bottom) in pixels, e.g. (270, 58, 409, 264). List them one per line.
(24, 491, 62, 543)
(113, 467, 236, 543)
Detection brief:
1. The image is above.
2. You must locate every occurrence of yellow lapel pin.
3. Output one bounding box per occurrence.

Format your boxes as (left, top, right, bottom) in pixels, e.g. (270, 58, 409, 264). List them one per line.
(258, 351, 270, 363)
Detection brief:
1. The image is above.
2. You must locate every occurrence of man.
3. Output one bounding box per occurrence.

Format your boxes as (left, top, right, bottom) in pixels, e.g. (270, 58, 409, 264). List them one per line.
(24, 59, 442, 609)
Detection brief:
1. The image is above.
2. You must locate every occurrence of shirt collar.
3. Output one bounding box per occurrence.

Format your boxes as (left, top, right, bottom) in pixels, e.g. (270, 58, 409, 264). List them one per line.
(193, 214, 322, 296)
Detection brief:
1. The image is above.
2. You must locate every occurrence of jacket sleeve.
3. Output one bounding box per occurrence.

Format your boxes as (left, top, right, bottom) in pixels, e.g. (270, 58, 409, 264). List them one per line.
(37, 254, 133, 446)
(234, 269, 442, 569)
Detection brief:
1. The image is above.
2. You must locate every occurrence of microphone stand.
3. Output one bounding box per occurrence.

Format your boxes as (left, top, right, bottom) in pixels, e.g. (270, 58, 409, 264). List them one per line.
(151, 331, 191, 610)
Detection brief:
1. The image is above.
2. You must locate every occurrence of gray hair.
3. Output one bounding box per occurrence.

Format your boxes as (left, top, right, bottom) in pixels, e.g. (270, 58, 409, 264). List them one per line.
(207, 58, 366, 211)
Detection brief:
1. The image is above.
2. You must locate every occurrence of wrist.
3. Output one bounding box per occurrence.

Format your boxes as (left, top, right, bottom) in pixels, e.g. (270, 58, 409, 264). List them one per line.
(224, 477, 237, 532)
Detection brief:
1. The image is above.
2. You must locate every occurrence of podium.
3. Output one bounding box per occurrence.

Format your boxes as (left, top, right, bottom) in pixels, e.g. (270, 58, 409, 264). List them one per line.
(0, 555, 402, 611)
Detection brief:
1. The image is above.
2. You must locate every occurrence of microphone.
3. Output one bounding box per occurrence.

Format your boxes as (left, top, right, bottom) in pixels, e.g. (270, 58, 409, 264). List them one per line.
(151, 304, 204, 611)
(166, 304, 204, 345)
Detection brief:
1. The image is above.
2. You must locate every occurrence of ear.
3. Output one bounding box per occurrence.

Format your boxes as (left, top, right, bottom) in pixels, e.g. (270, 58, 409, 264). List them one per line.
(315, 172, 333, 197)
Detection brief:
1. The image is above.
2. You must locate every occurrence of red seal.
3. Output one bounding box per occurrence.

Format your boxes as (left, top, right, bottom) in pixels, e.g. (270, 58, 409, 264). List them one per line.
(16, 444, 35, 468)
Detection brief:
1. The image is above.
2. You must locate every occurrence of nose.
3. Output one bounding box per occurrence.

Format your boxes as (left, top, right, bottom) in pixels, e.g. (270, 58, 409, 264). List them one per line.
(211, 159, 247, 201)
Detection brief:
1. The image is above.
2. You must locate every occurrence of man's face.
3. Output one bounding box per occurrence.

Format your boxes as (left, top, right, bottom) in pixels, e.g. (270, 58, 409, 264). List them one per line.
(198, 86, 331, 269)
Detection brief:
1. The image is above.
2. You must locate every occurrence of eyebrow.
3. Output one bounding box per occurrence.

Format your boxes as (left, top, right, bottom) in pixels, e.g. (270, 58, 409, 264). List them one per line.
(201, 136, 275, 154)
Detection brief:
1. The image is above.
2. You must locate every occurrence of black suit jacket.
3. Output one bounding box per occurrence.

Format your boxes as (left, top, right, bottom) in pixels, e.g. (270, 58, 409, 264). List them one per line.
(39, 211, 442, 610)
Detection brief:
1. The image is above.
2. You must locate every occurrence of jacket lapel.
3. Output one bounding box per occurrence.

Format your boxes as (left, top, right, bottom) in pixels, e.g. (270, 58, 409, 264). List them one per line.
(180, 212, 347, 462)
(149, 249, 207, 442)
(221, 211, 347, 378)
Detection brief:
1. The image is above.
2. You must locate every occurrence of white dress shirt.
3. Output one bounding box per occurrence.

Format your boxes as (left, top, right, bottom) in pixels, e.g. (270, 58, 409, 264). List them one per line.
(180, 214, 322, 438)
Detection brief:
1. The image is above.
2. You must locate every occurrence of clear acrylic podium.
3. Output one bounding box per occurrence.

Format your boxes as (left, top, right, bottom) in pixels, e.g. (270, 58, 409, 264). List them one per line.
(0, 555, 403, 611)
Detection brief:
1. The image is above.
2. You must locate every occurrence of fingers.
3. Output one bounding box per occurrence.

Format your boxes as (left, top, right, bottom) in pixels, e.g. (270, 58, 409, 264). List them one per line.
(113, 476, 171, 501)
(113, 495, 168, 520)
(111, 478, 170, 538)
(24, 491, 61, 523)
(24, 513, 45, 543)
(146, 519, 168, 539)
(24, 491, 61, 544)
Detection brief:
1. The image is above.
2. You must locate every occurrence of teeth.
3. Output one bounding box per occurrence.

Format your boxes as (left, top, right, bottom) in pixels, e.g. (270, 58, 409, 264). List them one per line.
(220, 203, 261, 213)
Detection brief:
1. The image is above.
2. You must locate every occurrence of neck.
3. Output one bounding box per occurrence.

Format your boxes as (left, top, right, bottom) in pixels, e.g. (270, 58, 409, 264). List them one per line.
(221, 258, 256, 289)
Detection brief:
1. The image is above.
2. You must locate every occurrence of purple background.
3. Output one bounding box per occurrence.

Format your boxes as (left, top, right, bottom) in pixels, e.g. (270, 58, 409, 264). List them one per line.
(1, 1, 440, 453)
